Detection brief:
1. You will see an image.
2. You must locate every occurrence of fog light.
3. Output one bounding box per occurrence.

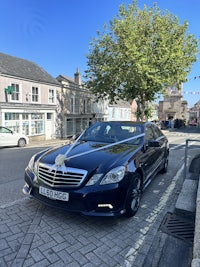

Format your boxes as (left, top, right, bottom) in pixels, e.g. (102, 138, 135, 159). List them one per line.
(98, 204, 113, 209)
(22, 183, 31, 195)
(33, 175, 38, 183)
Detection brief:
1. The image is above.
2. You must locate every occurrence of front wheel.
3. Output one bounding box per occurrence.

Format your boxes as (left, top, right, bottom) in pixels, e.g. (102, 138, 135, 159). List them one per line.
(18, 138, 26, 147)
(124, 174, 142, 218)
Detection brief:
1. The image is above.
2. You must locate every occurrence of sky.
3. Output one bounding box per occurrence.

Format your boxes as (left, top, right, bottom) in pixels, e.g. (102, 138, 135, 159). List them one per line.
(0, 0, 199, 108)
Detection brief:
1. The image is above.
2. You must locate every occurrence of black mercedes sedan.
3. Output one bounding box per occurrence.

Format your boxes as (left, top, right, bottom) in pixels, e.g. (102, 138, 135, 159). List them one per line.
(23, 121, 169, 217)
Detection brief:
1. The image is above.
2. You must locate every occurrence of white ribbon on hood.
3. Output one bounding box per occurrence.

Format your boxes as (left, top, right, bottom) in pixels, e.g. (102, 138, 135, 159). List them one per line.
(50, 132, 145, 172)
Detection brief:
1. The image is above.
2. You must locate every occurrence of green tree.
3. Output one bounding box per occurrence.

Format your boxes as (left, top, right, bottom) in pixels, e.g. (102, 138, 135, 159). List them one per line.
(84, 0, 199, 121)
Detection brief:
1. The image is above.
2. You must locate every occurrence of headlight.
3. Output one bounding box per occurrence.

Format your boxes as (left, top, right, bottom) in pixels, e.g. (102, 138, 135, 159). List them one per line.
(100, 166, 126, 185)
(28, 155, 38, 174)
(86, 174, 103, 186)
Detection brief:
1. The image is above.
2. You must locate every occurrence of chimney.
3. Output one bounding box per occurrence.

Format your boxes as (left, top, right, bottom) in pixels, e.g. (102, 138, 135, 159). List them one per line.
(74, 68, 81, 85)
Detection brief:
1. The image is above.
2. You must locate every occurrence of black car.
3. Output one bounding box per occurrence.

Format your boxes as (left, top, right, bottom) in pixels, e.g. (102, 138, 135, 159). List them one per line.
(23, 121, 169, 217)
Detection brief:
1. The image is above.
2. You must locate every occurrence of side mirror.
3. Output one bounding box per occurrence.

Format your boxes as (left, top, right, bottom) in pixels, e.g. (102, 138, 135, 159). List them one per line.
(148, 140, 160, 147)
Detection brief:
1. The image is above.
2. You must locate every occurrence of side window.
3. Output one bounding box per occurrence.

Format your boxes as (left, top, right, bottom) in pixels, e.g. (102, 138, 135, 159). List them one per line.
(145, 125, 154, 141)
(153, 125, 163, 139)
(0, 127, 11, 134)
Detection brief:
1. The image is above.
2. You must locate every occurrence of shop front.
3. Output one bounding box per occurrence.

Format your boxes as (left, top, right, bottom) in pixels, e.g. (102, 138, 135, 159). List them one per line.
(0, 107, 56, 141)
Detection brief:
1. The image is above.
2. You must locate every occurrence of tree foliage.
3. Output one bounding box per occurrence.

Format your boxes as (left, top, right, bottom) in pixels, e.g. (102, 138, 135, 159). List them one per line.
(84, 0, 199, 120)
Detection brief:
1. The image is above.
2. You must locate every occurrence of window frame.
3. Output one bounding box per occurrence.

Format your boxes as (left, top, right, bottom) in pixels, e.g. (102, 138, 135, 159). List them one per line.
(31, 86, 40, 103)
(48, 89, 56, 104)
(10, 83, 21, 102)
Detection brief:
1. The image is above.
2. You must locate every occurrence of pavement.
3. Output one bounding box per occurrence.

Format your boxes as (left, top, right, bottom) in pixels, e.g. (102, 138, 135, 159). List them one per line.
(0, 129, 199, 267)
(28, 138, 69, 148)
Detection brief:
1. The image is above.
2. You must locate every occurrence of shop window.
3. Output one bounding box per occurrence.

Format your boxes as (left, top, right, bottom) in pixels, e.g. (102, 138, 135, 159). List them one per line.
(22, 114, 29, 120)
(22, 121, 29, 135)
(31, 113, 44, 135)
(76, 119, 82, 133)
(82, 118, 88, 130)
(47, 113, 52, 120)
(5, 113, 19, 120)
(66, 119, 73, 136)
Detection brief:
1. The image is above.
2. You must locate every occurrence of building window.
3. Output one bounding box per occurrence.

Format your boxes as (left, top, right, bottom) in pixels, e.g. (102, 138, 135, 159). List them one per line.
(70, 98, 73, 113)
(22, 114, 29, 135)
(32, 87, 39, 102)
(70, 98, 80, 113)
(82, 118, 88, 129)
(83, 99, 87, 113)
(4, 112, 45, 136)
(31, 113, 44, 135)
(47, 113, 52, 120)
(87, 99, 91, 113)
(5, 113, 19, 120)
(83, 98, 92, 113)
(75, 118, 82, 133)
(66, 119, 74, 136)
(49, 89, 55, 104)
(4, 112, 20, 132)
(75, 98, 80, 113)
(11, 83, 20, 101)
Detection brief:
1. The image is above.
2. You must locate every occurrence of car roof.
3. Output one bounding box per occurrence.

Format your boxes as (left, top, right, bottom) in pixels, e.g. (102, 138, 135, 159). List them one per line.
(99, 121, 154, 126)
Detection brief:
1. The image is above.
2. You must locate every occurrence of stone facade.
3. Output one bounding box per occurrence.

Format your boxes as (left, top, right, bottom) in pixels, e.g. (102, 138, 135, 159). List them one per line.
(158, 87, 188, 123)
(56, 70, 95, 138)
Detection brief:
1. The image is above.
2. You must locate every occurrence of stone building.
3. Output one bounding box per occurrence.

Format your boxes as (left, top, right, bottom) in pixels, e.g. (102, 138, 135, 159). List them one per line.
(56, 70, 95, 138)
(158, 86, 188, 125)
(189, 100, 200, 126)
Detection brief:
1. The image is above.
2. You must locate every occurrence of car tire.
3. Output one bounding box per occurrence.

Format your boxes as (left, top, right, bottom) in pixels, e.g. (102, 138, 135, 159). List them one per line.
(18, 138, 26, 147)
(124, 174, 142, 218)
(160, 153, 169, 174)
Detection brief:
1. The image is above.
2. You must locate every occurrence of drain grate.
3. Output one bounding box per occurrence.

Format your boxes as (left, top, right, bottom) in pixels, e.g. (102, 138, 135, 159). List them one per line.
(160, 212, 194, 244)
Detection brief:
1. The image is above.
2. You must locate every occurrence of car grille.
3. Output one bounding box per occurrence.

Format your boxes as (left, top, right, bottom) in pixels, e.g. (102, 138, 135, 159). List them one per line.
(38, 163, 88, 188)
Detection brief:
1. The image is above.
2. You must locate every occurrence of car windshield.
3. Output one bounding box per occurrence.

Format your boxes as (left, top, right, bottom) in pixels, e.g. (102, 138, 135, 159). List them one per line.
(80, 122, 144, 145)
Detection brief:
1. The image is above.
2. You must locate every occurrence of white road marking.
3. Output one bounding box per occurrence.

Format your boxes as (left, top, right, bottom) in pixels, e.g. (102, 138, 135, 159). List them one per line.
(124, 164, 184, 267)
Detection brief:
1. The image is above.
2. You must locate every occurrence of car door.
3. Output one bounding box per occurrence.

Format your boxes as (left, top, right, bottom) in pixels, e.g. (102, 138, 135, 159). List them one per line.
(0, 127, 16, 146)
(142, 124, 160, 181)
(151, 124, 167, 168)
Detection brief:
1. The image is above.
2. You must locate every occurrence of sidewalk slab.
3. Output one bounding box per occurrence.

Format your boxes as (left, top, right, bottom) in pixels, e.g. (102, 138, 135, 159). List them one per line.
(175, 179, 198, 215)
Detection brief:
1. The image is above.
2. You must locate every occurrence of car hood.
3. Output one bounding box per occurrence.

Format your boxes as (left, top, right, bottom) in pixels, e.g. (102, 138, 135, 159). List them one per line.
(39, 141, 139, 174)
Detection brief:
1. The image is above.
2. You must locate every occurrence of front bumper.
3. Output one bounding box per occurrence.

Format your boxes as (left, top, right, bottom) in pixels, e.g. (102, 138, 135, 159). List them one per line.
(23, 169, 128, 217)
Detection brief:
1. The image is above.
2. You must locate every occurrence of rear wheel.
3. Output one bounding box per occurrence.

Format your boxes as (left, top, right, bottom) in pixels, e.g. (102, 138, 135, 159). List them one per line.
(18, 138, 26, 147)
(124, 174, 142, 217)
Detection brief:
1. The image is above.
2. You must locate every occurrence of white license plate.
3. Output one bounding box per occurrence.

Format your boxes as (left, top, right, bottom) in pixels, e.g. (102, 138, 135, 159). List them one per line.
(39, 186, 69, 201)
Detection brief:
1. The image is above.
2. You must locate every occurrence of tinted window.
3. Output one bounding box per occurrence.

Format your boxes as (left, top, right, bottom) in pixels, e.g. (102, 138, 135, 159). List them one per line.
(81, 122, 143, 144)
(145, 125, 154, 141)
(152, 125, 163, 139)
